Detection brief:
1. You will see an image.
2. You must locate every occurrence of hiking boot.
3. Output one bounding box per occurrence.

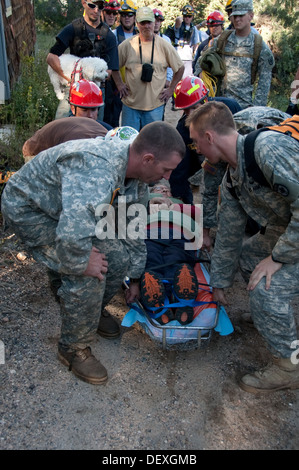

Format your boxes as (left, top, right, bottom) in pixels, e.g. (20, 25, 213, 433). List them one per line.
(97, 309, 120, 339)
(175, 306, 194, 325)
(140, 271, 166, 309)
(173, 263, 198, 301)
(155, 308, 175, 325)
(239, 357, 299, 394)
(58, 346, 108, 385)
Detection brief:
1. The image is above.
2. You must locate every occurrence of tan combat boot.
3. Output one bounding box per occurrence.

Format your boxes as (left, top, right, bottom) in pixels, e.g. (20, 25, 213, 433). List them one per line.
(58, 346, 108, 385)
(97, 309, 120, 339)
(239, 357, 299, 394)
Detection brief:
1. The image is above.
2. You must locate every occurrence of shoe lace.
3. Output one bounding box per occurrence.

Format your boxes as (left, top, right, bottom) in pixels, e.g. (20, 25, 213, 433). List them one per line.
(76, 347, 92, 361)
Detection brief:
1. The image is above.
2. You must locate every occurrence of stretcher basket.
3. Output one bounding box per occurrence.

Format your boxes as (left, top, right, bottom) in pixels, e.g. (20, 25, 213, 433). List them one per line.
(122, 251, 232, 350)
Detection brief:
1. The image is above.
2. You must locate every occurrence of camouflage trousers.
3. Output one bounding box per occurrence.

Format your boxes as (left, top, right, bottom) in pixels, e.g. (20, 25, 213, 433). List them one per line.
(239, 226, 299, 358)
(31, 237, 130, 350)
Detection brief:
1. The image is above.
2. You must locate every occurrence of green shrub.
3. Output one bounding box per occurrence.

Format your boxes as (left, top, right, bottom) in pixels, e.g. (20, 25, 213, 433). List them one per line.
(0, 36, 58, 170)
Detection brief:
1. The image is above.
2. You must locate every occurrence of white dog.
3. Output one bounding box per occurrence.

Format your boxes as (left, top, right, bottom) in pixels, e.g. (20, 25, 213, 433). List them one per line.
(48, 54, 108, 100)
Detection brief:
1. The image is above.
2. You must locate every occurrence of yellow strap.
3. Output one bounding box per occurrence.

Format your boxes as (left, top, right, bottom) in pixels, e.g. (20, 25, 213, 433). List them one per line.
(110, 187, 120, 205)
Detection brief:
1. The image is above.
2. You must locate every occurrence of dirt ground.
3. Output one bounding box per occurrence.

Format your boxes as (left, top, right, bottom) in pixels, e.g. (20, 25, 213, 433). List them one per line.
(0, 102, 298, 451)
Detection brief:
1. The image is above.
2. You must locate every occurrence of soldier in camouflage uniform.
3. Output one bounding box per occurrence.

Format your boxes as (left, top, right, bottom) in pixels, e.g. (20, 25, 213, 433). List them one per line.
(187, 101, 299, 394)
(202, 106, 291, 250)
(1, 122, 185, 385)
(194, 0, 275, 109)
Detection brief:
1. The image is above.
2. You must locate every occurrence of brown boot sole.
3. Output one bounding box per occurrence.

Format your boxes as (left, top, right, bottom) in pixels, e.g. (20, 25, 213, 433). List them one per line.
(97, 328, 121, 339)
(57, 352, 108, 385)
(239, 379, 299, 394)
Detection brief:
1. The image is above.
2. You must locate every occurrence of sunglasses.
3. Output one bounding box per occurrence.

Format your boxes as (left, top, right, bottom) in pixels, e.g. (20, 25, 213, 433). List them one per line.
(86, 2, 104, 10)
(105, 10, 118, 15)
(120, 12, 135, 17)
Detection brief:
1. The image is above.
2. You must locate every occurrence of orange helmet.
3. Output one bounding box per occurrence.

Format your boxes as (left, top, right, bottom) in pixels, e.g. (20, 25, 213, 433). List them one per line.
(69, 79, 104, 108)
(173, 76, 209, 110)
(206, 10, 225, 26)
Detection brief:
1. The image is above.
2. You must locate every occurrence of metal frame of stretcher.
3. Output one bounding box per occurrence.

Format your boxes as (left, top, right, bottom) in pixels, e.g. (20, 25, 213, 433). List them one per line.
(123, 253, 219, 350)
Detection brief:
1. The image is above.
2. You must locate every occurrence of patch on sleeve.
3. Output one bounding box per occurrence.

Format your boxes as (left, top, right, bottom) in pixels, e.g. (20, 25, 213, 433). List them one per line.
(272, 173, 299, 201)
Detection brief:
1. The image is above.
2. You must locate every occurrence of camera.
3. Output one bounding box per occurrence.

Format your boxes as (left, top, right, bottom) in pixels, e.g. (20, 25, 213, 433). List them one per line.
(141, 63, 153, 82)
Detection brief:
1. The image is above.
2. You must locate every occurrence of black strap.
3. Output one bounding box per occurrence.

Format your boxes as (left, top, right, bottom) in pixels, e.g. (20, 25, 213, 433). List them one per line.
(244, 128, 271, 187)
(139, 36, 155, 64)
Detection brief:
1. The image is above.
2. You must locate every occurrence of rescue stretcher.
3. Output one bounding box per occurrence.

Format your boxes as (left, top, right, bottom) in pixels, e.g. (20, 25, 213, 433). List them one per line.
(122, 250, 233, 350)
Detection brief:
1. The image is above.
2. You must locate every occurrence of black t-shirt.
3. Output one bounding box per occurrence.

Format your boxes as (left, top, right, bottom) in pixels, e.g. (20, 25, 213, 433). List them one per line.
(49, 19, 119, 70)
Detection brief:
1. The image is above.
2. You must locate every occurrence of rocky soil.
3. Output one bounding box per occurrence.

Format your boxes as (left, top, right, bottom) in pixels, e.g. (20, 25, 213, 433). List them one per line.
(0, 102, 298, 451)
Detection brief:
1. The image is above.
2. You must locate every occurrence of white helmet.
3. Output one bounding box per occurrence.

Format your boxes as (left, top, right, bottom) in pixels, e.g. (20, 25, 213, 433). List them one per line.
(105, 126, 139, 143)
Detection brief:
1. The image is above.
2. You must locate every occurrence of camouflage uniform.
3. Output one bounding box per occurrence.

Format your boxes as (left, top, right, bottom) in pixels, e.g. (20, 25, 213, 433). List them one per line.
(203, 107, 290, 230)
(202, 161, 227, 230)
(210, 131, 299, 358)
(195, 30, 274, 109)
(1, 138, 149, 350)
(233, 106, 291, 135)
(219, 31, 274, 109)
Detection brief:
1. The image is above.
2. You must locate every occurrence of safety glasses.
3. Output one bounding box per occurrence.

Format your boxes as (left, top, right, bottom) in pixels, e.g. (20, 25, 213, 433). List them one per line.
(86, 2, 104, 10)
(120, 12, 135, 17)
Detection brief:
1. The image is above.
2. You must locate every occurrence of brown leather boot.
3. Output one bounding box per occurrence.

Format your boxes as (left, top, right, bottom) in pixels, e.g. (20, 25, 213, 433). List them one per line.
(239, 357, 299, 394)
(58, 346, 108, 385)
(97, 309, 120, 339)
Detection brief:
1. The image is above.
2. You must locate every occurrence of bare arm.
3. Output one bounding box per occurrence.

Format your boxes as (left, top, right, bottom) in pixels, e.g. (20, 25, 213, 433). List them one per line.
(46, 53, 71, 82)
(159, 65, 184, 103)
(111, 70, 129, 99)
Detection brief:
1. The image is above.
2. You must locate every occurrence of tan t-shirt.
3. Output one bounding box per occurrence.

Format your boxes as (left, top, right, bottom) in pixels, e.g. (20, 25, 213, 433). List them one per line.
(118, 34, 183, 111)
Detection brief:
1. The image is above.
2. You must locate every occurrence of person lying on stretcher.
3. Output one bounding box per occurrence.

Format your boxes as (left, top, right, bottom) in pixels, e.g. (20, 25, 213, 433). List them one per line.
(140, 182, 202, 325)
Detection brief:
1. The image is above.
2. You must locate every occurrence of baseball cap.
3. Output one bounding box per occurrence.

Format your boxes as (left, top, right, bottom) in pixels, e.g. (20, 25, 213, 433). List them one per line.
(136, 7, 155, 23)
(230, 0, 253, 16)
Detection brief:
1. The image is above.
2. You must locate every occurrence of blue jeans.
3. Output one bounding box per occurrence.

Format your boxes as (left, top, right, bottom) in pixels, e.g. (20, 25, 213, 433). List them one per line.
(121, 104, 164, 131)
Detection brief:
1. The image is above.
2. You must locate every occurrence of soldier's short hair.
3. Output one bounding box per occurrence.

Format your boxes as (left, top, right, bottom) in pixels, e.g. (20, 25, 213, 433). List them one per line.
(132, 121, 185, 161)
(186, 101, 236, 135)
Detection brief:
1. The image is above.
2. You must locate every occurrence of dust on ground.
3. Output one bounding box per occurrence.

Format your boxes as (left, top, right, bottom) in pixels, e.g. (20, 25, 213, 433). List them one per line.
(0, 101, 298, 451)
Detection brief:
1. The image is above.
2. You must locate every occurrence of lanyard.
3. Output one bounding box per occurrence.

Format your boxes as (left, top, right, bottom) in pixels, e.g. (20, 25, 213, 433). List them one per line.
(139, 36, 155, 64)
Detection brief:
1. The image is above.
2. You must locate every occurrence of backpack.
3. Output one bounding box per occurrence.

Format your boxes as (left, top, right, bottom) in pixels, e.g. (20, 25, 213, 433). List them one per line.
(226, 115, 299, 199)
(217, 30, 263, 85)
(244, 115, 299, 188)
(71, 18, 109, 58)
(199, 30, 263, 96)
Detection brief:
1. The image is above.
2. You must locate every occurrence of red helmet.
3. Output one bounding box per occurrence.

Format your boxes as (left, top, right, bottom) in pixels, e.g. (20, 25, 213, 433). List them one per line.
(206, 10, 225, 26)
(103, 0, 120, 11)
(153, 8, 164, 21)
(173, 76, 209, 110)
(69, 79, 104, 108)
